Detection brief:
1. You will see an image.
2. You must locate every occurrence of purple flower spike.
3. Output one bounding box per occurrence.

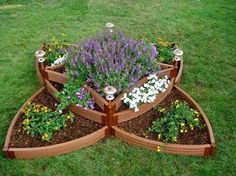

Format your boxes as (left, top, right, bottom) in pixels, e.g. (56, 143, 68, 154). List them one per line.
(67, 29, 159, 93)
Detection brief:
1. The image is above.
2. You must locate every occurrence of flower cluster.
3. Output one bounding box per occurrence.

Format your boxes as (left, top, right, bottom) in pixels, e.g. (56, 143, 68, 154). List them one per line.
(156, 38, 176, 64)
(121, 75, 170, 112)
(42, 33, 69, 66)
(56, 79, 95, 111)
(149, 100, 201, 143)
(66, 29, 158, 93)
(21, 102, 74, 141)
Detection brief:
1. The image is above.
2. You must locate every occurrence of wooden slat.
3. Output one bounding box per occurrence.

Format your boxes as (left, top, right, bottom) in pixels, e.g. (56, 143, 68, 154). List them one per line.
(45, 70, 68, 84)
(113, 126, 210, 156)
(8, 126, 108, 159)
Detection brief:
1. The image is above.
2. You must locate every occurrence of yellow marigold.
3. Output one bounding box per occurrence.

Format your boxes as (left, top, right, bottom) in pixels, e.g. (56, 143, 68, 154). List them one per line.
(174, 100, 180, 104)
(156, 146, 161, 152)
(46, 121, 51, 125)
(23, 119, 30, 125)
(42, 133, 49, 141)
(159, 57, 164, 62)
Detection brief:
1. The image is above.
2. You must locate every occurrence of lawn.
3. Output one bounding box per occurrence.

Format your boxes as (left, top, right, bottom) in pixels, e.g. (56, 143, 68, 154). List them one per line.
(0, 0, 236, 175)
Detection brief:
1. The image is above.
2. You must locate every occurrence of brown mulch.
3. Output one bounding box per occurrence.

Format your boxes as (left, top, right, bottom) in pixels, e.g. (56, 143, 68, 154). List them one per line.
(9, 89, 104, 148)
(117, 89, 210, 144)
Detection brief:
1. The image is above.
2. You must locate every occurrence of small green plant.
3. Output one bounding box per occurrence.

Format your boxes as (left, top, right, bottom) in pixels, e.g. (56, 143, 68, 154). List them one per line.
(156, 38, 175, 64)
(149, 100, 201, 143)
(42, 33, 69, 65)
(56, 79, 95, 110)
(21, 102, 74, 141)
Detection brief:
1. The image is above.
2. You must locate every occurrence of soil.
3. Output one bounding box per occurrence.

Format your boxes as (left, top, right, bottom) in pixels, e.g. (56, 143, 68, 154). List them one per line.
(117, 88, 210, 144)
(9, 89, 104, 148)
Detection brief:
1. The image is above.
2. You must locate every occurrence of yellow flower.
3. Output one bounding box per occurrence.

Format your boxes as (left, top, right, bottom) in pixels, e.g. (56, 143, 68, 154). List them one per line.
(180, 129, 184, 133)
(159, 57, 164, 62)
(159, 108, 165, 112)
(174, 100, 180, 104)
(173, 137, 177, 142)
(156, 146, 161, 152)
(194, 118, 199, 122)
(42, 133, 49, 141)
(181, 123, 185, 127)
(176, 104, 180, 108)
(66, 115, 71, 119)
(61, 33, 66, 37)
(64, 124, 67, 128)
(46, 121, 51, 125)
(23, 119, 30, 125)
(44, 133, 48, 138)
(158, 134, 161, 139)
(184, 130, 188, 133)
(48, 48, 52, 52)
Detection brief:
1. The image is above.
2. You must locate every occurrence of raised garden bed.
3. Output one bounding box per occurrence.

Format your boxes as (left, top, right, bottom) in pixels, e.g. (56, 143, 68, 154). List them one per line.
(3, 24, 215, 159)
(114, 86, 215, 156)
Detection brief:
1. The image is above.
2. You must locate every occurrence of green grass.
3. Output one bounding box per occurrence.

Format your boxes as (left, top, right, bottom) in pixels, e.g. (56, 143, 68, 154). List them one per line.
(0, 0, 236, 175)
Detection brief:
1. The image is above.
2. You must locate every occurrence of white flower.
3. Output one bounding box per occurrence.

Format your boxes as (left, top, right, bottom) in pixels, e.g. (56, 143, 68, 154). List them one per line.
(106, 22, 114, 28)
(122, 75, 170, 111)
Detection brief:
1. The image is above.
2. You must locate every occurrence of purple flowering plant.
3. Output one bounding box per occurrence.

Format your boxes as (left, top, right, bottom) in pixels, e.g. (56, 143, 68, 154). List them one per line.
(66, 29, 159, 93)
(56, 79, 95, 110)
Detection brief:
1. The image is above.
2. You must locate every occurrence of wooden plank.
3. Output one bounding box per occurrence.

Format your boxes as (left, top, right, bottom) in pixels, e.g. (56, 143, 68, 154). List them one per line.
(8, 126, 108, 159)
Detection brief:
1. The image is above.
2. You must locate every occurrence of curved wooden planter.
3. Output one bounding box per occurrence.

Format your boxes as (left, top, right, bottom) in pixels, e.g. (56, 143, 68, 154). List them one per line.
(112, 85, 215, 156)
(3, 88, 108, 159)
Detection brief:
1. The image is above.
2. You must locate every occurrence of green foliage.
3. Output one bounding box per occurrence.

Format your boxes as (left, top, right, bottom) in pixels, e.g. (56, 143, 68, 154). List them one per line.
(21, 102, 74, 141)
(149, 100, 201, 142)
(56, 79, 95, 110)
(43, 33, 69, 65)
(156, 38, 175, 64)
